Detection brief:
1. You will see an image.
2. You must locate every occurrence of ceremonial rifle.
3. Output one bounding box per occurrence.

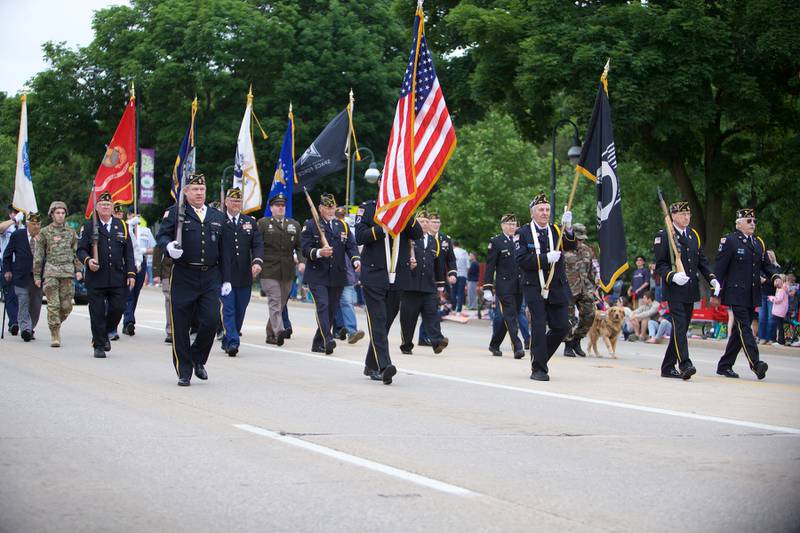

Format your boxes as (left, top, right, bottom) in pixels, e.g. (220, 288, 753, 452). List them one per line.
(657, 187, 684, 273)
(302, 187, 330, 249)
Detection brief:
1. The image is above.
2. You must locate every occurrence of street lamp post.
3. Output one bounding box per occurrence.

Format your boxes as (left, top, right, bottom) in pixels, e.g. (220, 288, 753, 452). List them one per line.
(220, 165, 234, 206)
(348, 146, 381, 207)
(549, 119, 582, 223)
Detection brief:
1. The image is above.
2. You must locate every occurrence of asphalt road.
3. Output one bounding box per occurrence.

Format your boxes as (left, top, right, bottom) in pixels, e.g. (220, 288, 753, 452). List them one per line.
(2, 287, 799, 532)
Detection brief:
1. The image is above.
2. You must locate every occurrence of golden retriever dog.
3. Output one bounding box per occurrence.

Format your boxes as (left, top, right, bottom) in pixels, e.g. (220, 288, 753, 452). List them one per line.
(586, 307, 626, 358)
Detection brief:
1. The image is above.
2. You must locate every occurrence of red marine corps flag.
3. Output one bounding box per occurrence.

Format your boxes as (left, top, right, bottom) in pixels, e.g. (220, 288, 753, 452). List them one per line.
(375, 0, 456, 236)
(85, 93, 136, 218)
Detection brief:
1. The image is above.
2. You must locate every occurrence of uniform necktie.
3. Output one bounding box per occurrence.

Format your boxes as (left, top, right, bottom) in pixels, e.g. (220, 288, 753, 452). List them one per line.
(196, 207, 205, 223)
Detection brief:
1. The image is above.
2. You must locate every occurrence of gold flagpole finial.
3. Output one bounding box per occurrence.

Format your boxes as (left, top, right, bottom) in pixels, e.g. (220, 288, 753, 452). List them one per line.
(130, 81, 136, 101)
(247, 84, 253, 105)
(289, 102, 293, 116)
(192, 95, 198, 112)
(601, 58, 611, 94)
(417, 0, 424, 10)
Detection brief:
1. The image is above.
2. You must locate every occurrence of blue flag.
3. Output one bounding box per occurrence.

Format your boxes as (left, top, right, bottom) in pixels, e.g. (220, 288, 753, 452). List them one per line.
(171, 97, 198, 202)
(264, 107, 295, 218)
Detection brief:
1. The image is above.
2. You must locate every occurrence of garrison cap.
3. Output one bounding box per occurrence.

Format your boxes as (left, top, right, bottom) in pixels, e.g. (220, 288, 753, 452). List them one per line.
(186, 173, 206, 186)
(319, 193, 337, 208)
(97, 191, 113, 204)
(226, 187, 243, 199)
(113, 202, 124, 214)
(500, 213, 517, 224)
(736, 208, 755, 220)
(26, 212, 42, 223)
(670, 201, 690, 214)
(529, 191, 548, 208)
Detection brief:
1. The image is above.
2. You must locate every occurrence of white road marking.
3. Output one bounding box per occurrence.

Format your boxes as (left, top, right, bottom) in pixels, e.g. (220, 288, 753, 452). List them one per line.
(234, 423, 479, 497)
(73, 312, 800, 435)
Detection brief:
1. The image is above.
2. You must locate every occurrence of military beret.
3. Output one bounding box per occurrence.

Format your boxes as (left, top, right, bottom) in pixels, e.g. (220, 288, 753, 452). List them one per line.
(670, 201, 690, 214)
(97, 191, 113, 204)
(319, 193, 337, 208)
(269, 192, 287, 206)
(26, 212, 42, 223)
(736, 208, 755, 220)
(48, 201, 68, 215)
(186, 173, 206, 186)
(529, 191, 548, 208)
(226, 187, 243, 199)
(573, 222, 587, 239)
(500, 213, 517, 224)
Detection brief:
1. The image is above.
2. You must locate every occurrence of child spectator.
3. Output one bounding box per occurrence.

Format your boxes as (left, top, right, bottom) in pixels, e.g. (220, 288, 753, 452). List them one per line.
(769, 275, 789, 345)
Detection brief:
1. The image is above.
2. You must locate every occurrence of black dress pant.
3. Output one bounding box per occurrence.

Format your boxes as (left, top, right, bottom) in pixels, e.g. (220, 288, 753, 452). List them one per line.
(87, 285, 126, 348)
(400, 290, 443, 350)
(309, 284, 343, 350)
(661, 300, 693, 373)
(525, 289, 569, 374)
(363, 286, 402, 372)
(490, 292, 523, 351)
(718, 305, 761, 372)
(170, 266, 221, 380)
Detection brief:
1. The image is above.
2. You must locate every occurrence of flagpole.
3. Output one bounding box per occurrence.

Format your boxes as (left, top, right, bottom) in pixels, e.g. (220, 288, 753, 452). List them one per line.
(345, 90, 353, 208)
(131, 81, 140, 246)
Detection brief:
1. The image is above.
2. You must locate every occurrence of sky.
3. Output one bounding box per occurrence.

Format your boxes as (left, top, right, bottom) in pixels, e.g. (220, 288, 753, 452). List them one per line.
(0, 0, 125, 95)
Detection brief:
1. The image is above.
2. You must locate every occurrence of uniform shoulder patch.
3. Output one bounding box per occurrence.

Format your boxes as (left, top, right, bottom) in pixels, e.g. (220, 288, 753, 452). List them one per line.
(163, 209, 170, 220)
(488, 241, 493, 250)
(654, 236, 661, 245)
(719, 237, 726, 244)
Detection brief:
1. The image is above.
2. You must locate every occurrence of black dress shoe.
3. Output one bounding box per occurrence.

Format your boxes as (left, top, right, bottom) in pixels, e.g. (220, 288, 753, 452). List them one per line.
(178, 378, 191, 387)
(753, 361, 768, 380)
(400, 346, 413, 355)
(284, 328, 293, 339)
(10, 324, 19, 336)
(276, 330, 286, 346)
(717, 368, 739, 378)
(380, 365, 397, 385)
(433, 337, 449, 354)
(661, 369, 682, 379)
(574, 343, 587, 357)
(266, 335, 277, 345)
(419, 339, 432, 347)
(530, 369, 550, 381)
(123, 322, 135, 336)
(337, 327, 347, 341)
(363, 366, 378, 377)
(227, 346, 238, 357)
(524, 338, 531, 350)
(21, 330, 32, 342)
(109, 333, 120, 341)
(93, 347, 106, 358)
(311, 346, 326, 353)
(164, 336, 172, 344)
(104, 339, 111, 352)
(681, 365, 697, 380)
(514, 349, 526, 359)
(325, 341, 335, 355)
(489, 347, 503, 357)
(194, 364, 208, 380)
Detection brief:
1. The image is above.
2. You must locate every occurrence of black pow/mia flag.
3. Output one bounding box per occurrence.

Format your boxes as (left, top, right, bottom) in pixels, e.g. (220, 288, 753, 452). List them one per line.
(575, 68, 628, 293)
(294, 109, 350, 192)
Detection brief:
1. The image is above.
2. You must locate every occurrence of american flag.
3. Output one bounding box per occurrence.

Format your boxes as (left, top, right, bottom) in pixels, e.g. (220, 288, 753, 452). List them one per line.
(375, 4, 456, 236)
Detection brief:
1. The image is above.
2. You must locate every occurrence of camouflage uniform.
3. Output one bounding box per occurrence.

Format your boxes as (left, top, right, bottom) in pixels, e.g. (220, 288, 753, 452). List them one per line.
(33, 220, 81, 334)
(564, 224, 596, 344)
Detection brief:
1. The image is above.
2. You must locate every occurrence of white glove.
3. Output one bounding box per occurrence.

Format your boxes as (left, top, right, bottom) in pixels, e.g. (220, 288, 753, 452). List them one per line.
(561, 210, 572, 230)
(483, 290, 494, 302)
(710, 278, 721, 296)
(221, 282, 232, 296)
(14, 211, 24, 223)
(546, 250, 562, 264)
(672, 272, 690, 286)
(166, 241, 183, 259)
(127, 216, 140, 226)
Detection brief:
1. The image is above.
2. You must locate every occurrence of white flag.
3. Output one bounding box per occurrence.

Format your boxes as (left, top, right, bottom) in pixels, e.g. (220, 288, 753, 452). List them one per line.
(13, 94, 37, 214)
(232, 91, 261, 214)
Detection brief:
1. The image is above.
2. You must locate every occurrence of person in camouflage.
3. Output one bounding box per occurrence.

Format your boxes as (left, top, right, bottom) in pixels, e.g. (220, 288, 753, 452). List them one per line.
(563, 223, 596, 357)
(33, 201, 83, 347)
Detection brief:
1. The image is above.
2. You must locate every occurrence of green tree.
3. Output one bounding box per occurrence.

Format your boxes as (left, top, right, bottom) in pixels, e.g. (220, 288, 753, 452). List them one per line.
(443, 0, 800, 263)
